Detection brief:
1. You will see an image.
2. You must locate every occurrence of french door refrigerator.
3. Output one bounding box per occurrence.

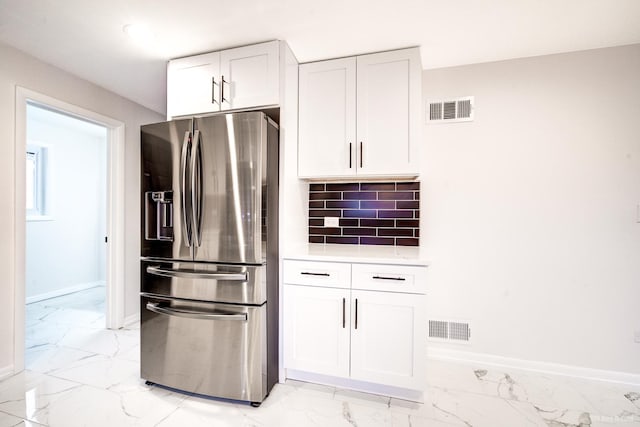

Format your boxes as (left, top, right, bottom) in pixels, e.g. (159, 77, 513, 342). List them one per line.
(140, 111, 279, 406)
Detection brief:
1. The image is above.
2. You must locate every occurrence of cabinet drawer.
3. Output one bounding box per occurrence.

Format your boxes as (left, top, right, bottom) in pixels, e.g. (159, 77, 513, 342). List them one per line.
(283, 260, 351, 288)
(351, 264, 426, 294)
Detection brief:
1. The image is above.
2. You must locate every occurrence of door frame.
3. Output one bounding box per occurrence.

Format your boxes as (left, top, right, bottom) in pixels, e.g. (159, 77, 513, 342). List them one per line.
(13, 87, 126, 372)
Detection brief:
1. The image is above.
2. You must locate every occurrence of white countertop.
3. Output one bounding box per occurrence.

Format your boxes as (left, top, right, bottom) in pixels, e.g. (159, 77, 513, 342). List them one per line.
(283, 243, 428, 266)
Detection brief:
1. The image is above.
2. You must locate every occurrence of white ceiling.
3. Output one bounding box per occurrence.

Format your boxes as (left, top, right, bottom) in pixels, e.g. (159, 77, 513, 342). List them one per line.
(1, 0, 639, 114)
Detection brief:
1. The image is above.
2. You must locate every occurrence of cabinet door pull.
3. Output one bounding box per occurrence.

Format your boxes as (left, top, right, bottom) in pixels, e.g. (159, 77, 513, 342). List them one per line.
(354, 298, 358, 329)
(211, 77, 218, 104)
(342, 298, 346, 328)
(372, 275, 406, 281)
(221, 75, 227, 103)
(349, 143, 352, 168)
(359, 142, 363, 168)
(300, 272, 330, 277)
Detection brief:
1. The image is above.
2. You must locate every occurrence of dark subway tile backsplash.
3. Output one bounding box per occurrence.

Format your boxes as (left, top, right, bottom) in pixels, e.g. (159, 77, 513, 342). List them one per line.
(326, 183, 360, 191)
(360, 219, 395, 227)
(308, 181, 420, 246)
(397, 182, 420, 191)
(309, 191, 342, 200)
(360, 182, 396, 191)
(326, 236, 359, 244)
(343, 191, 377, 200)
(343, 209, 377, 218)
(360, 200, 395, 209)
(326, 200, 359, 209)
(396, 201, 419, 209)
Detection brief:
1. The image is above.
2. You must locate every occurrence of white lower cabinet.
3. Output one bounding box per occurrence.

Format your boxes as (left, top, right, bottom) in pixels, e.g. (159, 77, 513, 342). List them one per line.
(284, 285, 350, 377)
(283, 259, 427, 393)
(350, 290, 426, 390)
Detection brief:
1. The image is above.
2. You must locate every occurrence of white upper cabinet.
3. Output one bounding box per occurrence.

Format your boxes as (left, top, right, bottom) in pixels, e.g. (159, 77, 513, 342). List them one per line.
(298, 47, 421, 179)
(167, 52, 220, 118)
(298, 58, 356, 177)
(220, 42, 279, 111)
(356, 49, 420, 176)
(167, 41, 280, 118)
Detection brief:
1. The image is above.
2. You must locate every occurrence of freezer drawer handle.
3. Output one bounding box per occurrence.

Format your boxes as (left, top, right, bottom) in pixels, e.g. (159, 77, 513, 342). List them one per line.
(146, 302, 247, 321)
(372, 275, 406, 281)
(146, 266, 247, 281)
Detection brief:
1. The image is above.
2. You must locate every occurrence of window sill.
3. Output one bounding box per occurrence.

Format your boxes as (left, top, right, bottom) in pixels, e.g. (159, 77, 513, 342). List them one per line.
(27, 215, 54, 222)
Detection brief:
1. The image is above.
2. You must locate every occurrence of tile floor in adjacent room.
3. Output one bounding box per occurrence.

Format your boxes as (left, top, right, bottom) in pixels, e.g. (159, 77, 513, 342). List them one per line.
(1, 287, 639, 426)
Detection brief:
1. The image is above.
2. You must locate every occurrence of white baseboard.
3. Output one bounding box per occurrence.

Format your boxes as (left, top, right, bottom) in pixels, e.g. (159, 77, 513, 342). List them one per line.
(286, 369, 424, 402)
(123, 312, 140, 328)
(26, 281, 106, 304)
(428, 347, 640, 387)
(0, 365, 14, 381)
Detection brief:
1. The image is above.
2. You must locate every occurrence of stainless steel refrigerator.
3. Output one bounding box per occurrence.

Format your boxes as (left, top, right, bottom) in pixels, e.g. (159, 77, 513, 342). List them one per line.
(139, 111, 279, 406)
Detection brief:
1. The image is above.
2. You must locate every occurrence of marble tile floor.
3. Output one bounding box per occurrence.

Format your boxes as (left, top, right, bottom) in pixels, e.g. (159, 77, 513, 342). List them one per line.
(2, 288, 638, 426)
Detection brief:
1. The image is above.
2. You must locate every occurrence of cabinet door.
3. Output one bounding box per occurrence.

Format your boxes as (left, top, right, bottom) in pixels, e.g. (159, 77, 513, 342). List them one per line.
(167, 52, 220, 118)
(284, 285, 350, 377)
(350, 290, 426, 390)
(220, 41, 279, 110)
(356, 48, 420, 176)
(298, 58, 356, 178)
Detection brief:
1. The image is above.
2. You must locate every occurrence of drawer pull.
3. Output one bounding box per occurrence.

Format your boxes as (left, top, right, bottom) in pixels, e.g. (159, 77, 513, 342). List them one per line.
(372, 275, 406, 281)
(300, 272, 330, 277)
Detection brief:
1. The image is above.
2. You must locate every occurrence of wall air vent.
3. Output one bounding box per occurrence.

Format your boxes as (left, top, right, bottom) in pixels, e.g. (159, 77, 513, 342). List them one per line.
(428, 320, 471, 343)
(426, 97, 474, 124)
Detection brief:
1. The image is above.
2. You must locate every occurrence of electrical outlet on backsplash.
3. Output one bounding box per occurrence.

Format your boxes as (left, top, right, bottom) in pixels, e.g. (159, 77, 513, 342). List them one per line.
(308, 181, 420, 246)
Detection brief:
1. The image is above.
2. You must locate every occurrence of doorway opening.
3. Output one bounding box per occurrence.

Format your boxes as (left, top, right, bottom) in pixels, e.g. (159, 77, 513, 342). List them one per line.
(24, 104, 108, 367)
(14, 87, 126, 374)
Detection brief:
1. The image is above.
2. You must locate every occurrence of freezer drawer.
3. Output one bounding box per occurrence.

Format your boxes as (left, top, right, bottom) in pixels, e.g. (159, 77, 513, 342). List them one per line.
(141, 295, 267, 403)
(141, 260, 266, 305)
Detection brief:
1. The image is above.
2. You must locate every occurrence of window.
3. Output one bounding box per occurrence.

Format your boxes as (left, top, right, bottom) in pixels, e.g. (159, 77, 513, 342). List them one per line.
(26, 143, 50, 220)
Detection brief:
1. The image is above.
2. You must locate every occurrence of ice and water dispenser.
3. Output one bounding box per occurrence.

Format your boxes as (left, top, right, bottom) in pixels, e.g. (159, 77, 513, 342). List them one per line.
(145, 191, 173, 241)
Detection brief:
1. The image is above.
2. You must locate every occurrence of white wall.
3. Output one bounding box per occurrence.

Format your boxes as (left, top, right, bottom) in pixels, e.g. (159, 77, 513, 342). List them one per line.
(279, 45, 308, 254)
(26, 105, 107, 299)
(0, 41, 163, 372)
(421, 44, 640, 374)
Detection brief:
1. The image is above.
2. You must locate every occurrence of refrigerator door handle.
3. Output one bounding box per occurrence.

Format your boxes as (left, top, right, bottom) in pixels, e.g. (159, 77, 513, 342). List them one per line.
(146, 265, 248, 281)
(180, 131, 192, 247)
(146, 302, 247, 321)
(190, 129, 203, 247)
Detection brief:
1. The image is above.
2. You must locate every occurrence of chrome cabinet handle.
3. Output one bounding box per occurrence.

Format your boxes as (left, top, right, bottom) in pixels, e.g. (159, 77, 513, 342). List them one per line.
(211, 77, 219, 104)
(146, 266, 247, 281)
(180, 131, 192, 247)
(146, 302, 247, 321)
(190, 130, 202, 247)
(342, 298, 346, 328)
(360, 142, 363, 168)
(349, 143, 352, 168)
(372, 276, 406, 281)
(300, 272, 330, 277)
